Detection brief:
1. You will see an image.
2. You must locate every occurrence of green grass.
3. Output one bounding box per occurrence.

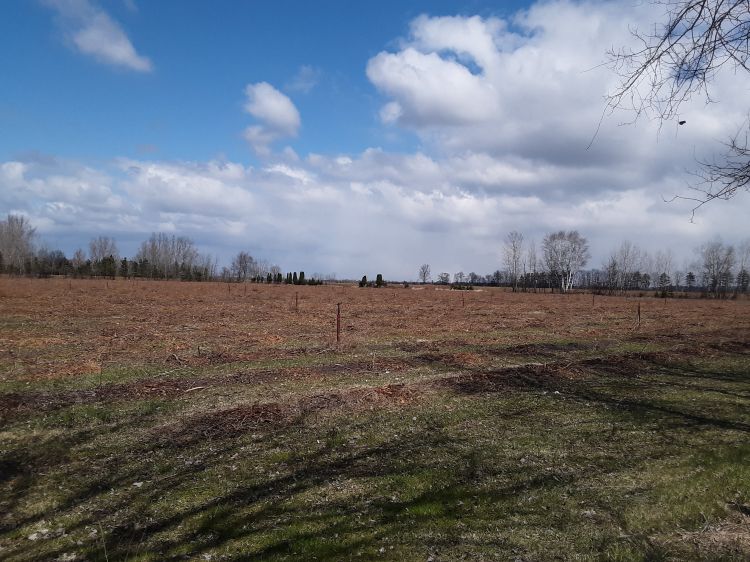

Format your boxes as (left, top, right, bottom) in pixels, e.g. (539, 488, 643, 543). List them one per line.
(1, 339, 749, 561)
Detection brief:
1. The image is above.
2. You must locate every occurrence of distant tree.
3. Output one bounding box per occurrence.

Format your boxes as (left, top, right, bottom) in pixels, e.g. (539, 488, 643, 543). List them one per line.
(359, 275, 368, 288)
(542, 231, 590, 292)
(292, 272, 298, 285)
(736, 240, 750, 291)
(119, 258, 129, 278)
(737, 268, 750, 293)
(685, 271, 696, 291)
(376, 273, 384, 287)
(418, 264, 431, 283)
(299, 271, 305, 285)
(453, 271, 465, 284)
(101, 255, 117, 279)
(719, 270, 734, 295)
(698, 239, 735, 297)
(0, 214, 36, 274)
(135, 233, 200, 279)
(673, 270, 684, 291)
(231, 251, 254, 282)
(89, 236, 119, 276)
(526, 240, 538, 292)
(437, 272, 450, 284)
(657, 272, 672, 296)
(503, 231, 524, 292)
(70, 248, 86, 277)
(607, 241, 647, 293)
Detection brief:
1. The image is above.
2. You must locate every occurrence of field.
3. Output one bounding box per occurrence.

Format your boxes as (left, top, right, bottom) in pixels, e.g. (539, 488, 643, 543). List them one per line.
(1, 278, 749, 561)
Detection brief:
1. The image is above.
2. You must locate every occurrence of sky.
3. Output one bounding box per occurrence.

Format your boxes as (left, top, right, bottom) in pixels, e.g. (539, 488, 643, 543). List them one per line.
(1, 0, 748, 279)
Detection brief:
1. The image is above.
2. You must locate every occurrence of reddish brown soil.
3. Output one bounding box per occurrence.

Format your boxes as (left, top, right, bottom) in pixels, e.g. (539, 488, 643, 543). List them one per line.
(1, 277, 748, 384)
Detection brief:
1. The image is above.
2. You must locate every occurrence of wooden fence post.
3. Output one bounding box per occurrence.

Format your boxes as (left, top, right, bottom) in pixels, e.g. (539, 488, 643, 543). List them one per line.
(336, 303, 341, 344)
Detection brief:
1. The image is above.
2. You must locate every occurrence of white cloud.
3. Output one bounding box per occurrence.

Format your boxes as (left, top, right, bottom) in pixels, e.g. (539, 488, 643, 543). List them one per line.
(243, 82, 301, 156)
(365, 1, 748, 171)
(367, 47, 499, 126)
(6, 2, 749, 278)
(3, 147, 745, 279)
(286, 65, 321, 94)
(45, 0, 153, 72)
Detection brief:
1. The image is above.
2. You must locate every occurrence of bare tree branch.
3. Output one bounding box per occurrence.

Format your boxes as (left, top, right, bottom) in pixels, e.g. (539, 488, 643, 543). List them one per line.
(607, 0, 750, 212)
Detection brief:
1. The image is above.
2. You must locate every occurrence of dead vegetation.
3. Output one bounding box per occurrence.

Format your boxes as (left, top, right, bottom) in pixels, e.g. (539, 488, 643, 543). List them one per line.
(0, 278, 749, 560)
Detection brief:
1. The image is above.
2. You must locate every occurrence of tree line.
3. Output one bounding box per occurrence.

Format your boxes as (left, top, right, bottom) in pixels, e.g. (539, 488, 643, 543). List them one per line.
(418, 230, 750, 298)
(0, 214, 326, 284)
(2, 214, 747, 296)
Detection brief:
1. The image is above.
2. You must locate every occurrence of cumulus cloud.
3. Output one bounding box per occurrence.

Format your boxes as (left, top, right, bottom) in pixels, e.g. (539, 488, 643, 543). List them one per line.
(45, 0, 153, 72)
(366, 3, 748, 170)
(6, 1, 749, 278)
(2, 147, 744, 279)
(243, 82, 301, 155)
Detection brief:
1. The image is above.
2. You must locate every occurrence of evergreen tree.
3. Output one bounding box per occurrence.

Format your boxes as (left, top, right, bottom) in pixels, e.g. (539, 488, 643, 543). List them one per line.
(293, 272, 298, 285)
(737, 268, 749, 293)
(119, 258, 129, 278)
(686, 271, 696, 291)
(299, 271, 305, 285)
(359, 275, 367, 287)
(376, 273, 384, 287)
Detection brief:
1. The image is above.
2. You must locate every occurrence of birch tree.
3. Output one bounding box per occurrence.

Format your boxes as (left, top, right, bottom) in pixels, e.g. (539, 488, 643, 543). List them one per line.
(503, 231, 524, 292)
(542, 231, 590, 292)
(0, 214, 36, 274)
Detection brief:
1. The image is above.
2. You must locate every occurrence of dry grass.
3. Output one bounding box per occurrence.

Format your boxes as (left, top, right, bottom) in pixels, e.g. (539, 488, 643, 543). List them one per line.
(0, 278, 748, 561)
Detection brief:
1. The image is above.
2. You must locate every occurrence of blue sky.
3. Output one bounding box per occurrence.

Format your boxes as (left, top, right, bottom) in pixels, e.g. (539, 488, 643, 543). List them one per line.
(1, 0, 748, 278)
(1, 0, 525, 163)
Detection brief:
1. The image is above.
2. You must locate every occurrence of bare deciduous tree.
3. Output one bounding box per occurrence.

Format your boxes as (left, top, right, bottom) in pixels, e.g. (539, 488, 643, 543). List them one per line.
(231, 251, 254, 282)
(136, 233, 200, 278)
(418, 263, 431, 283)
(503, 231, 524, 292)
(652, 248, 675, 287)
(71, 248, 87, 269)
(607, 0, 750, 213)
(542, 230, 590, 292)
(89, 236, 119, 264)
(0, 214, 36, 274)
(698, 238, 735, 296)
(606, 240, 648, 293)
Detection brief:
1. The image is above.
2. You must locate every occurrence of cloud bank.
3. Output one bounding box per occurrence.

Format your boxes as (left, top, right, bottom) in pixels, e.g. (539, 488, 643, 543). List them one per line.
(8, 1, 749, 278)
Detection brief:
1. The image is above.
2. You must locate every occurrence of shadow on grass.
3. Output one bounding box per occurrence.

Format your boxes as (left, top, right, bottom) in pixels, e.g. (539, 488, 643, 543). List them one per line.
(2, 347, 749, 560)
